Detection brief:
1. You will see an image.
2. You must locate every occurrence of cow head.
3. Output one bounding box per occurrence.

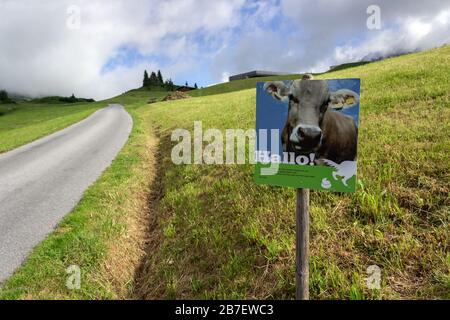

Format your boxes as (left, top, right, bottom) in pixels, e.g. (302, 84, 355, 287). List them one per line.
(263, 75, 359, 152)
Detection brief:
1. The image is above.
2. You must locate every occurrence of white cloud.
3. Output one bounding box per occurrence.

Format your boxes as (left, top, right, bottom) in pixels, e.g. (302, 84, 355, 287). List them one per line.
(437, 9, 450, 24)
(332, 10, 450, 65)
(211, 0, 450, 79)
(281, 0, 450, 67)
(407, 20, 432, 39)
(0, 0, 244, 99)
(221, 72, 230, 83)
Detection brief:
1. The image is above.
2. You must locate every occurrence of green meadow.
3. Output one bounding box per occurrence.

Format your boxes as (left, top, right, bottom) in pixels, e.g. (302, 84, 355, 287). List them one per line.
(0, 45, 448, 299)
(0, 88, 168, 154)
(133, 45, 449, 299)
(0, 102, 101, 153)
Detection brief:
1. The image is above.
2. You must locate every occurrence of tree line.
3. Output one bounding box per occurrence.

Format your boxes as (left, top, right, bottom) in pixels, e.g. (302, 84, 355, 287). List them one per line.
(143, 69, 176, 91)
(143, 70, 199, 91)
(0, 90, 13, 104)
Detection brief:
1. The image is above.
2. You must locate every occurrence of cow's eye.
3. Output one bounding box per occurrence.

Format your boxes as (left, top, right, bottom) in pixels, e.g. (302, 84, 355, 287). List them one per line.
(289, 94, 299, 103)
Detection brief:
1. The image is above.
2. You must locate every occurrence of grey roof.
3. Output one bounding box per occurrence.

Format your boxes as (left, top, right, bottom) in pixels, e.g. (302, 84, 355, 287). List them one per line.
(229, 70, 292, 81)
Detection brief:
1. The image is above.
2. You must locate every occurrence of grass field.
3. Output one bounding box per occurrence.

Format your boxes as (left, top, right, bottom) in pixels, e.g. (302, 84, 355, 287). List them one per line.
(0, 46, 448, 299)
(0, 87, 168, 154)
(135, 45, 450, 299)
(0, 102, 101, 153)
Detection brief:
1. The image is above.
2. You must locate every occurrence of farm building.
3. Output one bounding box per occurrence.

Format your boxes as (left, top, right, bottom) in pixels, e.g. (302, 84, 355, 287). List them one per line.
(176, 85, 196, 92)
(229, 70, 292, 81)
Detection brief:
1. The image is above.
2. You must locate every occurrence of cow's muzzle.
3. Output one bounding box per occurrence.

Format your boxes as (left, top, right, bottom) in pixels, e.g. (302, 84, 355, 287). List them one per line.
(290, 125, 322, 151)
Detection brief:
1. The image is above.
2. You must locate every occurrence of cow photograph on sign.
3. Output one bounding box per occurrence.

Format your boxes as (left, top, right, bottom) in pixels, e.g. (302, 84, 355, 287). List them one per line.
(255, 76, 361, 192)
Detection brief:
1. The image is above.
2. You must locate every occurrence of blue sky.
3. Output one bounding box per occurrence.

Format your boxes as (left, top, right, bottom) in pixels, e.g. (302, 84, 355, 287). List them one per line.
(0, 0, 449, 99)
(100, 0, 300, 88)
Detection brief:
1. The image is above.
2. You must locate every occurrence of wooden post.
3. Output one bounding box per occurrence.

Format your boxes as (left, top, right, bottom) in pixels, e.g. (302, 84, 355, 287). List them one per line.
(296, 188, 310, 300)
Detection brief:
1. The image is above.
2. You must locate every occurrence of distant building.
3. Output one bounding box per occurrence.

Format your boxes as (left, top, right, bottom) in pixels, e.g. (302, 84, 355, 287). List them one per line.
(229, 70, 292, 82)
(176, 85, 196, 92)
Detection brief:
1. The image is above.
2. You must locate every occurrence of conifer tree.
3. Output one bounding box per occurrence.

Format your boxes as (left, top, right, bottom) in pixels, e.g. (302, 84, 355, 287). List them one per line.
(143, 70, 149, 87)
(150, 72, 158, 85)
(157, 70, 163, 85)
(0, 90, 8, 102)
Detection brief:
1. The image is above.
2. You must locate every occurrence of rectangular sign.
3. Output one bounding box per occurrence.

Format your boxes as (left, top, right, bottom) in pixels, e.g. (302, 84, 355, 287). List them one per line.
(254, 78, 361, 193)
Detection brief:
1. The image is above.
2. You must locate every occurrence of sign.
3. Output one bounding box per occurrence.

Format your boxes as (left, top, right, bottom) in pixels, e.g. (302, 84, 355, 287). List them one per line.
(254, 78, 361, 193)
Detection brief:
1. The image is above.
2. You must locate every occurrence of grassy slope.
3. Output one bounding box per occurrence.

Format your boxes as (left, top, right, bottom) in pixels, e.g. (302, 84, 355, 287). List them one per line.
(134, 46, 449, 299)
(0, 102, 102, 153)
(0, 87, 168, 154)
(189, 61, 373, 98)
(113, 87, 169, 103)
(190, 74, 301, 97)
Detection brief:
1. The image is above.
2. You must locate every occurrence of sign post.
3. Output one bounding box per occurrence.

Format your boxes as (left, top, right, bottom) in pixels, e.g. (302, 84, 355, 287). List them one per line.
(296, 188, 309, 300)
(254, 77, 360, 300)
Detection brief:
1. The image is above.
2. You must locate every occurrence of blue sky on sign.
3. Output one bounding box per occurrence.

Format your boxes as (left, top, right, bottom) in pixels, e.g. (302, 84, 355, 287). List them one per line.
(0, 0, 449, 99)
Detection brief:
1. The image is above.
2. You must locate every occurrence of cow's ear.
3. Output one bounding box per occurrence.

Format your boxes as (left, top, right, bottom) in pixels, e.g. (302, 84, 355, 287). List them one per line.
(328, 89, 360, 110)
(263, 81, 290, 102)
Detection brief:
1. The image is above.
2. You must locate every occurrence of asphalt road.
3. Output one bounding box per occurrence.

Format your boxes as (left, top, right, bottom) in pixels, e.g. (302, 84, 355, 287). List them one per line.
(0, 104, 132, 283)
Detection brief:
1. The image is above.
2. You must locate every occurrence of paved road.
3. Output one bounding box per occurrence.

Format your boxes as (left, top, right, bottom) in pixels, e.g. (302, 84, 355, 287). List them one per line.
(0, 104, 132, 283)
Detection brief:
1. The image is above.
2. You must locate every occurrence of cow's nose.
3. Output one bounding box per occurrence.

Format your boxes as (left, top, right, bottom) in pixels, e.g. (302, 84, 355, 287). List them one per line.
(297, 126, 322, 141)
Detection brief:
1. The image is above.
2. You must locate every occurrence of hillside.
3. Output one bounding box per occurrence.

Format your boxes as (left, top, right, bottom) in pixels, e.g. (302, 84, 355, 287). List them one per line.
(189, 60, 377, 98)
(0, 88, 168, 153)
(134, 45, 450, 299)
(189, 74, 300, 97)
(0, 102, 102, 153)
(116, 86, 170, 102)
(31, 95, 95, 104)
(329, 61, 371, 72)
(1, 45, 448, 300)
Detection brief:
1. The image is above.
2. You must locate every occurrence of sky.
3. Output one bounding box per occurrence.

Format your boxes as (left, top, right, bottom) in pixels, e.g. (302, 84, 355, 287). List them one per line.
(0, 0, 449, 100)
